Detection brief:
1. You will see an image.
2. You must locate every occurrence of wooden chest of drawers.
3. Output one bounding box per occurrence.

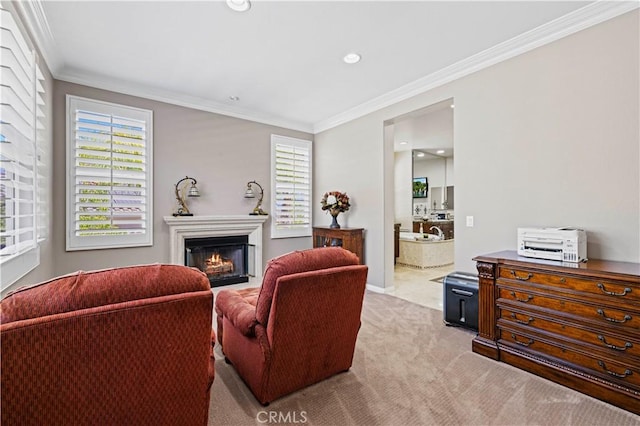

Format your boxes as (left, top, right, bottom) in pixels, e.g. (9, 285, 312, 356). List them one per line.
(473, 251, 640, 414)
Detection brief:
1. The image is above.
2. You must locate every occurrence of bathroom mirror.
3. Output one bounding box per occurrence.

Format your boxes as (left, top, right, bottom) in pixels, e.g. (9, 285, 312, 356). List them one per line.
(412, 149, 453, 214)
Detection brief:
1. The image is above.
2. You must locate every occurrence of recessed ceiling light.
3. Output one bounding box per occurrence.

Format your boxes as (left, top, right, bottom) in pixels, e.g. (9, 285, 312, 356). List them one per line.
(229, 96, 240, 101)
(343, 53, 361, 64)
(450, 104, 455, 109)
(417, 152, 425, 157)
(227, 0, 251, 12)
(399, 141, 408, 145)
(436, 150, 445, 154)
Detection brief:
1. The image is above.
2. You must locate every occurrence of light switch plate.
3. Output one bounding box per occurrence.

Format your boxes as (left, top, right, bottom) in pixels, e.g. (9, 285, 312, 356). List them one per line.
(466, 216, 474, 227)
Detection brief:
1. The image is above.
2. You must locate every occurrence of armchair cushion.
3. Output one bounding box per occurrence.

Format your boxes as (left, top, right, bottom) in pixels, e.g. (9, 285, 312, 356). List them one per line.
(214, 287, 259, 336)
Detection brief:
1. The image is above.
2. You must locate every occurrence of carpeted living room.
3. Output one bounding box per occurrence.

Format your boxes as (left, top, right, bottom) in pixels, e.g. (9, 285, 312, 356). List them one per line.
(1, 1, 639, 425)
(209, 291, 639, 425)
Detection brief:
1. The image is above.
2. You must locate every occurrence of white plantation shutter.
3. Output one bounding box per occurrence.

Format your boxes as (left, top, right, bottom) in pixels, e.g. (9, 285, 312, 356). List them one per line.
(0, 6, 45, 289)
(270, 135, 312, 238)
(35, 63, 47, 241)
(66, 96, 153, 251)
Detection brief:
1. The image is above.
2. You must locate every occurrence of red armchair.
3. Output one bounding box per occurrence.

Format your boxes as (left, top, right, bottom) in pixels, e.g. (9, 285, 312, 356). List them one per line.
(0, 264, 215, 426)
(215, 247, 369, 405)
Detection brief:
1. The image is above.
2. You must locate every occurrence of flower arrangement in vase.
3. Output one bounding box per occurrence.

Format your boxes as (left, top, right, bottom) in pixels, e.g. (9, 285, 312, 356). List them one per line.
(320, 191, 350, 228)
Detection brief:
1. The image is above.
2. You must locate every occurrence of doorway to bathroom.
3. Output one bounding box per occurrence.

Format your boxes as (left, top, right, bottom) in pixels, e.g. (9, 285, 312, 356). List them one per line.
(386, 98, 455, 310)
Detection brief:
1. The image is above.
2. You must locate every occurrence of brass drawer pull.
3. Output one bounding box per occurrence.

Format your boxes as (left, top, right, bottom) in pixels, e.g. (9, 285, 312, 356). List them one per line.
(510, 313, 534, 325)
(596, 283, 632, 297)
(511, 334, 533, 347)
(509, 291, 533, 303)
(596, 309, 632, 324)
(597, 335, 633, 351)
(597, 361, 633, 379)
(510, 270, 533, 281)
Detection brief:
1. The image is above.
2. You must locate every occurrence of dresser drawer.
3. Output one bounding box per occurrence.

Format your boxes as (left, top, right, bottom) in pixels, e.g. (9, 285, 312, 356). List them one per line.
(498, 266, 640, 303)
(475, 251, 640, 414)
(499, 307, 640, 359)
(500, 328, 640, 390)
(498, 286, 640, 330)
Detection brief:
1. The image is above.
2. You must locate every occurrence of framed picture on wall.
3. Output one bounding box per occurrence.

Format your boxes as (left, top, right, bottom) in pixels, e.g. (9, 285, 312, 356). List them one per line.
(412, 177, 428, 198)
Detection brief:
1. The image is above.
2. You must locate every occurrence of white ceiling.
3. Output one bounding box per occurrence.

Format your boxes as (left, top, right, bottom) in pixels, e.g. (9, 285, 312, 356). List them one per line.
(20, 1, 636, 133)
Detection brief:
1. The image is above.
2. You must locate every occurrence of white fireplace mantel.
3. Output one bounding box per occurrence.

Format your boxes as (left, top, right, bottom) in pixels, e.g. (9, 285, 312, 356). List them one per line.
(163, 215, 269, 280)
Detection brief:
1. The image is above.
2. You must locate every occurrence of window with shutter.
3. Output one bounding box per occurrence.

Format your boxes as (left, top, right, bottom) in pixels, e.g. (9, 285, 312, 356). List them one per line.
(0, 5, 46, 289)
(35, 63, 47, 241)
(66, 96, 153, 251)
(270, 135, 312, 239)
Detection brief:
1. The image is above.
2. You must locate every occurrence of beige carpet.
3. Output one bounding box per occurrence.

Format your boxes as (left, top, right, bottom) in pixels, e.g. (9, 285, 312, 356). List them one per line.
(208, 292, 639, 425)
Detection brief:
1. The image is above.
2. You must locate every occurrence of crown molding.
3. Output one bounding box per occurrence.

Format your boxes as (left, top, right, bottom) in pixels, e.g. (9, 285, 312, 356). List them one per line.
(16, 0, 313, 133)
(56, 69, 314, 133)
(313, 1, 640, 134)
(13, 0, 61, 74)
(16, 0, 638, 135)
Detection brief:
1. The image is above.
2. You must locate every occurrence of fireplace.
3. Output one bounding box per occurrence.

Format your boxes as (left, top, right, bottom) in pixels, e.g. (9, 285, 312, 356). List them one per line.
(185, 236, 250, 287)
(164, 215, 268, 286)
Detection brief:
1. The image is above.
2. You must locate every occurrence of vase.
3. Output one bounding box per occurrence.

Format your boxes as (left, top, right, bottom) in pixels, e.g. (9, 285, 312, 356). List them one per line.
(329, 208, 341, 229)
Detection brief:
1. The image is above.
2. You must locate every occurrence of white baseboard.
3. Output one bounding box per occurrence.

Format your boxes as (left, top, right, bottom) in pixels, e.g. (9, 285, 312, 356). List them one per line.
(366, 283, 395, 294)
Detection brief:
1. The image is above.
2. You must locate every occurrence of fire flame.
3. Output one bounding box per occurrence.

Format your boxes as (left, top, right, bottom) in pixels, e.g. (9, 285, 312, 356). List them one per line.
(205, 252, 234, 276)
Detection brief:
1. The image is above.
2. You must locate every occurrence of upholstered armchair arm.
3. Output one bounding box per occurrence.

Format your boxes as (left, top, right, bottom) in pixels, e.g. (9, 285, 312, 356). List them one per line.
(215, 288, 259, 336)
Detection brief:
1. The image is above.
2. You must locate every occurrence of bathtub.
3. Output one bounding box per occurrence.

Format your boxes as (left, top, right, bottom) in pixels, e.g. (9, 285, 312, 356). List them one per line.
(397, 232, 454, 268)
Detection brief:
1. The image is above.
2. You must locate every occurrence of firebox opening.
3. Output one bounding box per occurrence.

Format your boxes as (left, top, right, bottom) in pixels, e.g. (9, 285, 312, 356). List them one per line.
(185, 235, 249, 287)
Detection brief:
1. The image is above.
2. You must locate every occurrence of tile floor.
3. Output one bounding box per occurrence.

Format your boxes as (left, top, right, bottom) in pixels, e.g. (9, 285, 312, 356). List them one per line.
(387, 264, 455, 311)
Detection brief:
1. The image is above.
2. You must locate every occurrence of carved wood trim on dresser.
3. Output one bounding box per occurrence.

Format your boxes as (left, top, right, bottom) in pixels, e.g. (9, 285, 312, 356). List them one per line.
(472, 250, 640, 415)
(472, 261, 499, 359)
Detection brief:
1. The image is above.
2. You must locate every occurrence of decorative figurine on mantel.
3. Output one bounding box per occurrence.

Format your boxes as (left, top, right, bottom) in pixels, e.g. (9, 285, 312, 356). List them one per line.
(173, 176, 200, 216)
(244, 180, 268, 215)
(320, 191, 350, 229)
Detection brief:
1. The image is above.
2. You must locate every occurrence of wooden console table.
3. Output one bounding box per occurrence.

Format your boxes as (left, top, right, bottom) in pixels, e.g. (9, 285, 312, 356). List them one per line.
(473, 250, 640, 414)
(312, 227, 364, 264)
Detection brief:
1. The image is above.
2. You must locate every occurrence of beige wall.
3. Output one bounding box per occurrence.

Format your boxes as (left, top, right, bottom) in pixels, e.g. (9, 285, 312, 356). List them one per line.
(315, 10, 639, 289)
(315, 113, 387, 286)
(44, 81, 313, 278)
(394, 149, 412, 231)
(453, 10, 638, 271)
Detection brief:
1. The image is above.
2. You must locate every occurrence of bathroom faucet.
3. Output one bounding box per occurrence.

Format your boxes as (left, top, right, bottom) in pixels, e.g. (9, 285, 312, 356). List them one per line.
(429, 226, 444, 239)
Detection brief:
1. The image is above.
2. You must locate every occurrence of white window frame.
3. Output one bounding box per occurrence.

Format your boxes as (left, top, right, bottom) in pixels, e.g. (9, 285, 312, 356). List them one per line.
(0, 5, 47, 290)
(66, 96, 153, 251)
(270, 134, 312, 239)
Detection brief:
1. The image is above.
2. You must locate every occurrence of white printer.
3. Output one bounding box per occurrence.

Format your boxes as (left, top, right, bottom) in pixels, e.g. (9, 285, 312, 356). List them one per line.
(517, 227, 587, 263)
